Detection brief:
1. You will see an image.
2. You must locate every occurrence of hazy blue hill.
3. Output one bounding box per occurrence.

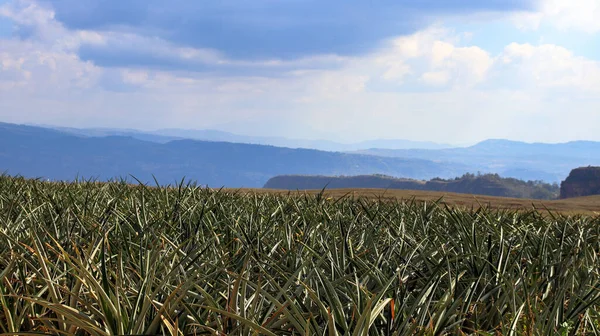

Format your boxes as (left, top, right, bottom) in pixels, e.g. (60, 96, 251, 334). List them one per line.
(11, 122, 600, 186)
(355, 139, 600, 183)
(351, 139, 452, 150)
(464, 139, 600, 158)
(45, 126, 184, 144)
(0, 122, 467, 187)
(154, 129, 453, 150)
(46, 125, 451, 151)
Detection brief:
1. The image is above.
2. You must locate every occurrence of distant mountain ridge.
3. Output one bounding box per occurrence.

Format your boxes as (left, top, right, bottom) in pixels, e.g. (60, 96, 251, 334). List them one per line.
(0, 122, 467, 187)
(7, 122, 600, 185)
(36, 124, 453, 151)
(264, 173, 560, 200)
(354, 139, 600, 183)
(43, 125, 600, 183)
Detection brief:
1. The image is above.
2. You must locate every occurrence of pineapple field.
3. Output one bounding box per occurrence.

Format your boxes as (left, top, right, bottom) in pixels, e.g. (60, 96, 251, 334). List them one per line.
(1, 175, 600, 335)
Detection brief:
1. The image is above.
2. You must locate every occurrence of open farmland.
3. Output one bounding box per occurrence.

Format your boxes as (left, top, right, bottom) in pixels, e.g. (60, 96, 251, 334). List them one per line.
(2, 175, 600, 334)
(256, 188, 600, 215)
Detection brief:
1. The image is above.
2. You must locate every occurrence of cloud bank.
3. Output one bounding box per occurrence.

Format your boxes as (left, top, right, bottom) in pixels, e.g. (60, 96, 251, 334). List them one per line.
(0, 0, 599, 144)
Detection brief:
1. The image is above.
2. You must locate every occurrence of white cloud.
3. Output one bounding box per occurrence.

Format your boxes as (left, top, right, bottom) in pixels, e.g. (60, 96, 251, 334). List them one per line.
(430, 41, 455, 66)
(540, 0, 600, 33)
(380, 61, 411, 82)
(0, 40, 101, 93)
(121, 69, 149, 85)
(285, 34, 600, 142)
(369, 29, 493, 88)
(500, 43, 600, 92)
(0, 0, 600, 144)
(421, 71, 450, 86)
(0, 0, 53, 27)
(0, 53, 30, 89)
(513, 0, 600, 33)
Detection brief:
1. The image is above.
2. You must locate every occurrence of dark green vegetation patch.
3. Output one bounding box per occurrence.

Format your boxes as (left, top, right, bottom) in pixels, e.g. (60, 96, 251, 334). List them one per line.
(1, 175, 600, 334)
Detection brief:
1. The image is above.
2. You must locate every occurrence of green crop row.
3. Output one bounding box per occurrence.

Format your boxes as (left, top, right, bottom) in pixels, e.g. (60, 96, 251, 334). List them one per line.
(1, 175, 599, 335)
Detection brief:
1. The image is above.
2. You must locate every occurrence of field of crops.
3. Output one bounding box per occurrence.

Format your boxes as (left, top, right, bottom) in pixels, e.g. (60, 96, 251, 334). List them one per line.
(2, 175, 600, 335)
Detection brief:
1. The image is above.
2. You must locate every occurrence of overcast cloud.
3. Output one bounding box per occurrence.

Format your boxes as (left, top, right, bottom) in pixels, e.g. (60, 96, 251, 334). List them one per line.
(0, 0, 599, 144)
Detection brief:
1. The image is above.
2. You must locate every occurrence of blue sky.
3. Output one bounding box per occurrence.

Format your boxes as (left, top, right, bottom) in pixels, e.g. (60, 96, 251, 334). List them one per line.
(0, 0, 599, 144)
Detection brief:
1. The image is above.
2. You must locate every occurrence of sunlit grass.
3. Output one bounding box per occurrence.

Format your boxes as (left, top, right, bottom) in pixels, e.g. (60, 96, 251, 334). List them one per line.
(1, 175, 599, 335)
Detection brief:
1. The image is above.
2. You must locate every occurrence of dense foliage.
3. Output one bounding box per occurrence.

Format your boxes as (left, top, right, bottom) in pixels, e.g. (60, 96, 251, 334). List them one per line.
(1, 175, 600, 335)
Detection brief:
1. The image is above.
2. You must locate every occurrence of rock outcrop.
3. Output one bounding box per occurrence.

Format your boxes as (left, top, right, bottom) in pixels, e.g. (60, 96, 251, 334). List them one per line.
(560, 166, 600, 199)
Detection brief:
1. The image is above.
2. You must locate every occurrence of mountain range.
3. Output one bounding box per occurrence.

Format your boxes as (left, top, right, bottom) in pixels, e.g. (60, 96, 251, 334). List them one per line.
(354, 140, 600, 183)
(40, 124, 453, 151)
(1, 123, 466, 187)
(3, 122, 600, 187)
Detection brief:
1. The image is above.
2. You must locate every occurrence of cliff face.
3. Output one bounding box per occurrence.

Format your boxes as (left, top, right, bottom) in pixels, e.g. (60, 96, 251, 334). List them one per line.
(560, 167, 600, 199)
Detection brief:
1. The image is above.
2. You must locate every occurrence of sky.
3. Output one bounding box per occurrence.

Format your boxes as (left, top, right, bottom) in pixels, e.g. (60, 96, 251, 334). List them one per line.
(0, 0, 599, 144)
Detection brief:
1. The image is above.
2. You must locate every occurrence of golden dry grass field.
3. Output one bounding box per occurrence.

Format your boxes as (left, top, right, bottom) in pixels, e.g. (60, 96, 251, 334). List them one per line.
(246, 188, 600, 215)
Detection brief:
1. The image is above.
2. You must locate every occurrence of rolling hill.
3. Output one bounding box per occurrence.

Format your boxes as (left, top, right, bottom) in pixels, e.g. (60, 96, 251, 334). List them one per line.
(0, 122, 467, 187)
(40, 124, 451, 151)
(355, 139, 600, 183)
